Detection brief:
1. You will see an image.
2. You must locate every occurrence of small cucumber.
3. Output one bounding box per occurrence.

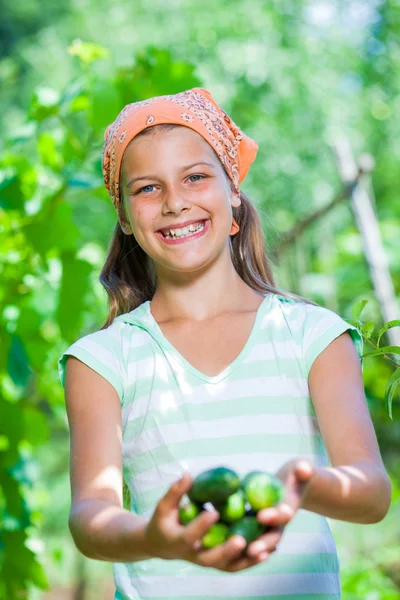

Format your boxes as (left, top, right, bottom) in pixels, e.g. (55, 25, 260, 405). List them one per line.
(217, 489, 246, 524)
(242, 471, 284, 511)
(178, 499, 202, 525)
(228, 516, 265, 546)
(188, 466, 241, 505)
(201, 522, 229, 548)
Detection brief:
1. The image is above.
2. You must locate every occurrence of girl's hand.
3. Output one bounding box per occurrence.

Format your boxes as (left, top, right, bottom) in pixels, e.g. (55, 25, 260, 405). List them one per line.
(246, 459, 315, 558)
(144, 472, 275, 572)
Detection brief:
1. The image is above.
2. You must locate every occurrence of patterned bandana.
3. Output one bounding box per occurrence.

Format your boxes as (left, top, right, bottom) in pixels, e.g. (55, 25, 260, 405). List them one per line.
(102, 87, 258, 220)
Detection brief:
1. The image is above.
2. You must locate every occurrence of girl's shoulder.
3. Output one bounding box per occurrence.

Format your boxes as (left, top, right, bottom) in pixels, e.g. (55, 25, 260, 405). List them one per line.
(269, 293, 364, 377)
(57, 302, 150, 404)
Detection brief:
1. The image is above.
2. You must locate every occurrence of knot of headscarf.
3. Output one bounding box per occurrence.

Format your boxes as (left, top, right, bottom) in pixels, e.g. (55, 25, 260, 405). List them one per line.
(102, 87, 258, 220)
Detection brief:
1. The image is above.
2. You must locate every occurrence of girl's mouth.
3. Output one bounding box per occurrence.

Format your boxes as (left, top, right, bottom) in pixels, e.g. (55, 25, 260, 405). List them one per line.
(154, 219, 210, 245)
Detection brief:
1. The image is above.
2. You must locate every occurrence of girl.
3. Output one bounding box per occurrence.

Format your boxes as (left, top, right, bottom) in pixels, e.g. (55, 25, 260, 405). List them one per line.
(58, 88, 391, 600)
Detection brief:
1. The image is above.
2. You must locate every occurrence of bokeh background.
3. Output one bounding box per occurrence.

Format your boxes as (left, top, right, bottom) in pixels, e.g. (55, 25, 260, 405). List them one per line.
(1, 0, 399, 598)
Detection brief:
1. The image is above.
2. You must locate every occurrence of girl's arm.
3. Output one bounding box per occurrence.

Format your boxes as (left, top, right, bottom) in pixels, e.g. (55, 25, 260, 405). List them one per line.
(301, 330, 391, 523)
(65, 357, 278, 569)
(65, 356, 154, 562)
(252, 330, 391, 558)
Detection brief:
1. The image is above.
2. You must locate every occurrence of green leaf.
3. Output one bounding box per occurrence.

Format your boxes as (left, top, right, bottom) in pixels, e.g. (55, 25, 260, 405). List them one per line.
(116, 46, 201, 106)
(360, 345, 400, 359)
(22, 199, 81, 258)
(28, 555, 49, 590)
(29, 87, 60, 121)
(351, 299, 368, 321)
(1, 531, 49, 593)
(57, 252, 93, 340)
(22, 406, 50, 446)
(0, 401, 23, 466)
(385, 367, 400, 420)
(0, 330, 12, 373)
(0, 169, 24, 211)
(90, 79, 121, 131)
(7, 335, 32, 388)
(0, 471, 26, 521)
(0, 435, 10, 451)
(37, 133, 63, 171)
(377, 319, 400, 347)
(361, 321, 375, 338)
(68, 39, 110, 64)
(25, 338, 51, 373)
(69, 94, 90, 112)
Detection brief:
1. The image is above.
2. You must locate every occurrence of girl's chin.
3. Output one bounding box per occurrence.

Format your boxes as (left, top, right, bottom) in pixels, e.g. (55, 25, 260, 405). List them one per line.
(152, 252, 216, 275)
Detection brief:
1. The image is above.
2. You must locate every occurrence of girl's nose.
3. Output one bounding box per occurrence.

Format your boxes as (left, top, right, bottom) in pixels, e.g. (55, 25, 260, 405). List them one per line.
(162, 187, 192, 214)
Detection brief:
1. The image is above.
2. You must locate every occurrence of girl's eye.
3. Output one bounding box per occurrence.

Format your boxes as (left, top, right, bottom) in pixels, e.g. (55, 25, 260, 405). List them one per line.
(136, 184, 156, 195)
(188, 174, 206, 183)
(135, 174, 206, 195)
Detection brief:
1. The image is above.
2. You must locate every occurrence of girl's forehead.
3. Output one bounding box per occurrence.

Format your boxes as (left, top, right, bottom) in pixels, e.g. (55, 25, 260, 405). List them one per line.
(128, 126, 211, 153)
(122, 127, 220, 171)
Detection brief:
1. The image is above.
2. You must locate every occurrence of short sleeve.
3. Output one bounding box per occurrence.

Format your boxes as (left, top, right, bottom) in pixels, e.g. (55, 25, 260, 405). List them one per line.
(302, 303, 364, 379)
(58, 324, 126, 405)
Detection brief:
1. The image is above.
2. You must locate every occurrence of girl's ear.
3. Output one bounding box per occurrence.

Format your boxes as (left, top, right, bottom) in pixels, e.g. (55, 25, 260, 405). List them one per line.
(118, 203, 133, 235)
(231, 190, 241, 208)
(120, 220, 133, 235)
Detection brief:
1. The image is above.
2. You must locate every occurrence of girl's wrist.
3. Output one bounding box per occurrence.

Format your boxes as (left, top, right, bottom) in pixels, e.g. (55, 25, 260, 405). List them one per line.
(130, 516, 159, 561)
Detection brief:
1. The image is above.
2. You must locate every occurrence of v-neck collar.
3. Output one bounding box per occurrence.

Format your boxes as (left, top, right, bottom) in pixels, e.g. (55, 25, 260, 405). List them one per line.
(116, 294, 273, 384)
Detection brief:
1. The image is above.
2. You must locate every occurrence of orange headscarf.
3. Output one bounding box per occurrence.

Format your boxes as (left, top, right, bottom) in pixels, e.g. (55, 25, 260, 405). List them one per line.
(102, 87, 258, 222)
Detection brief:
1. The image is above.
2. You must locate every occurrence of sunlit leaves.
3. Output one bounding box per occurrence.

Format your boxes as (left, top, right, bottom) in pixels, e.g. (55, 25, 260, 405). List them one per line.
(116, 46, 201, 106)
(68, 39, 110, 64)
(57, 252, 92, 341)
(0, 531, 49, 595)
(37, 133, 64, 171)
(7, 335, 31, 388)
(384, 367, 400, 421)
(22, 406, 50, 448)
(90, 79, 121, 131)
(29, 88, 60, 122)
(0, 169, 24, 211)
(22, 200, 81, 258)
(351, 300, 400, 420)
(1, 15, 399, 594)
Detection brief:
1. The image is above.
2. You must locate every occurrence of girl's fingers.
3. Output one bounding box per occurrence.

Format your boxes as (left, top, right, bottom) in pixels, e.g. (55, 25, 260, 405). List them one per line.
(182, 509, 220, 548)
(247, 527, 283, 557)
(195, 535, 247, 567)
(257, 503, 294, 526)
(225, 549, 270, 572)
(158, 472, 192, 515)
(295, 460, 314, 479)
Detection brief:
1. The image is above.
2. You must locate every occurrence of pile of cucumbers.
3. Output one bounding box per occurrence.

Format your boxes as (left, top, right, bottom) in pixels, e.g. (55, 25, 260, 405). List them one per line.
(178, 466, 284, 549)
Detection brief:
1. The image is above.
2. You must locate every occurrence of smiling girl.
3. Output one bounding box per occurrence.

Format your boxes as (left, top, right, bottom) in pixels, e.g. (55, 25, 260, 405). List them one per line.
(58, 88, 391, 600)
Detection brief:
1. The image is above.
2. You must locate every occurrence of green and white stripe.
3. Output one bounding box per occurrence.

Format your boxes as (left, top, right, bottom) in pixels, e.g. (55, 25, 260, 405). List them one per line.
(59, 293, 363, 599)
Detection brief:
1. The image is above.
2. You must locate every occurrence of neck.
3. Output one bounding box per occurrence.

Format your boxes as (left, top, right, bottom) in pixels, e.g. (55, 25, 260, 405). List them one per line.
(150, 250, 264, 322)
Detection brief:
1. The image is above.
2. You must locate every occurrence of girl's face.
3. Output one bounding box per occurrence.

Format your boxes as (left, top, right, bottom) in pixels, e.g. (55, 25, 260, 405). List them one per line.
(120, 126, 240, 275)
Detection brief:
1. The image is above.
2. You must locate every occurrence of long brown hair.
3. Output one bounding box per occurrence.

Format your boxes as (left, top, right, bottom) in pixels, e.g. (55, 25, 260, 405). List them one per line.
(99, 124, 318, 330)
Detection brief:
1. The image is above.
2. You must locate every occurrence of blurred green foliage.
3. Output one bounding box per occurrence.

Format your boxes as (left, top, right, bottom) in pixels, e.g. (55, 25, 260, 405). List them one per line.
(1, 0, 399, 598)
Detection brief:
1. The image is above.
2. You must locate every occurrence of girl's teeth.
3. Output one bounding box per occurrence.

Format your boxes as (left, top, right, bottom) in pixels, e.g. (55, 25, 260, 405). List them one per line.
(165, 222, 205, 239)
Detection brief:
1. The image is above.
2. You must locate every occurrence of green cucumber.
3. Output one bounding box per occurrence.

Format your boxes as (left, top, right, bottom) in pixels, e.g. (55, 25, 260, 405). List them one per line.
(217, 489, 246, 524)
(178, 499, 202, 525)
(228, 516, 265, 546)
(242, 471, 284, 511)
(188, 466, 241, 505)
(201, 522, 229, 548)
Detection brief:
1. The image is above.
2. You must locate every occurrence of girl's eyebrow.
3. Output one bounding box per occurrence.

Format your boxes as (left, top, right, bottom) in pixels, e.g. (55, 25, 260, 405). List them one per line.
(126, 161, 216, 188)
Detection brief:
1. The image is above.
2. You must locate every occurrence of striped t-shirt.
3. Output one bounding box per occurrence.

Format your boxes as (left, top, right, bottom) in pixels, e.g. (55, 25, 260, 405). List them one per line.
(58, 292, 363, 600)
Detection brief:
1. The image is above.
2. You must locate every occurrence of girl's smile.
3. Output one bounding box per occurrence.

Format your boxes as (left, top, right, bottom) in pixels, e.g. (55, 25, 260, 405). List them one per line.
(119, 126, 240, 273)
(154, 218, 210, 245)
